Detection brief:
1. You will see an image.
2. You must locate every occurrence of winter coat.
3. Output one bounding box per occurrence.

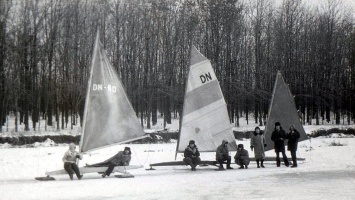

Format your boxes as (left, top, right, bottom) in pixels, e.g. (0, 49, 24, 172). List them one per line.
(216, 140, 229, 160)
(184, 145, 200, 158)
(271, 128, 287, 153)
(104, 151, 131, 166)
(287, 129, 300, 152)
(62, 150, 82, 163)
(250, 132, 266, 160)
(234, 149, 250, 165)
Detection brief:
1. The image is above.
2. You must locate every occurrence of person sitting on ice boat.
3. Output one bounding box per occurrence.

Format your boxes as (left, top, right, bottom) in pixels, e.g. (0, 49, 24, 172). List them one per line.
(183, 140, 201, 171)
(101, 147, 131, 178)
(216, 140, 233, 169)
(234, 144, 250, 169)
(62, 143, 83, 180)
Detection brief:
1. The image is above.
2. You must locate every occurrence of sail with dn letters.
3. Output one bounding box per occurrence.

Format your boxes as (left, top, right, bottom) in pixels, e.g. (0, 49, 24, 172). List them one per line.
(79, 32, 147, 152)
(176, 46, 237, 153)
(35, 32, 147, 180)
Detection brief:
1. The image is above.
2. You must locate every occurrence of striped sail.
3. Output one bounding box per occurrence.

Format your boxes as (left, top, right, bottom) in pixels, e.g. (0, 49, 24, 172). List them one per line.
(264, 71, 308, 151)
(177, 46, 237, 152)
(80, 33, 146, 153)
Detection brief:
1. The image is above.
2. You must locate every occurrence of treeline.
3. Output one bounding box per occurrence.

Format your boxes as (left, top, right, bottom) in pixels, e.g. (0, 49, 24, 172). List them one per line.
(0, 0, 354, 133)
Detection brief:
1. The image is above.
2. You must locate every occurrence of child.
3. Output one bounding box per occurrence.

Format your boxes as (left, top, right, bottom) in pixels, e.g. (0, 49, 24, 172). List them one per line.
(62, 143, 83, 180)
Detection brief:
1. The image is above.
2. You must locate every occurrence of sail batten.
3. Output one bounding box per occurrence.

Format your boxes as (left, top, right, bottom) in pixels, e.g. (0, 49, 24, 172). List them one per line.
(177, 46, 237, 153)
(80, 32, 146, 153)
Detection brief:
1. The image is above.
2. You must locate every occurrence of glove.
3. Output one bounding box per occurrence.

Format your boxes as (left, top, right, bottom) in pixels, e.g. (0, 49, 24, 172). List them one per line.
(250, 146, 253, 151)
(264, 144, 267, 147)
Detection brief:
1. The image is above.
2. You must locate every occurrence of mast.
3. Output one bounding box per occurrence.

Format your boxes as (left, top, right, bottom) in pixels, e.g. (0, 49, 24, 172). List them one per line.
(79, 31, 100, 153)
(175, 44, 193, 160)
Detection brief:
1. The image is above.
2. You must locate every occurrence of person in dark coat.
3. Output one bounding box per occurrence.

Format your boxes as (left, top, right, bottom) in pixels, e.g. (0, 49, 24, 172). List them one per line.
(216, 140, 233, 169)
(271, 122, 289, 167)
(183, 140, 201, 171)
(250, 126, 267, 168)
(234, 144, 250, 169)
(62, 143, 83, 180)
(101, 147, 131, 178)
(287, 125, 300, 168)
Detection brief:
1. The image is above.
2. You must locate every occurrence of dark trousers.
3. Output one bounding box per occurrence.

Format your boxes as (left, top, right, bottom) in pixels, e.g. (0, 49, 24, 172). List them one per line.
(218, 155, 231, 167)
(290, 150, 297, 166)
(184, 157, 201, 168)
(64, 162, 81, 178)
(276, 151, 289, 167)
(105, 162, 125, 176)
(236, 159, 249, 167)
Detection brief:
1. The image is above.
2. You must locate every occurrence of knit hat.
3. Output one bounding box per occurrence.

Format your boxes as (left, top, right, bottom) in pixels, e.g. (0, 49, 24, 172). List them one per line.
(237, 144, 244, 148)
(189, 140, 195, 145)
(124, 147, 131, 151)
(275, 122, 281, 126)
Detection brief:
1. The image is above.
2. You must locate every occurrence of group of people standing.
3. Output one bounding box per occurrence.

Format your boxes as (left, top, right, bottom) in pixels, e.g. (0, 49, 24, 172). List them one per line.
(183, 121, 301, 171)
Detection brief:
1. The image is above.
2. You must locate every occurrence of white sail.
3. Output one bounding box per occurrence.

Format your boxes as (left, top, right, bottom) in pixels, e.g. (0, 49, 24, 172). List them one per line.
(176, 46, 237, 152)
(264, 71, 308, 151)
(80, 32, 146, 153)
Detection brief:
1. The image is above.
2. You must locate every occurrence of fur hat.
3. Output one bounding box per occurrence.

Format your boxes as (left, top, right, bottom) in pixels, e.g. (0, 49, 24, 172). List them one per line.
(275, 122, 281, 126)
(189, 140, 195, 145)
(124, 147, 131, 151)
(237, 144, 244, 148)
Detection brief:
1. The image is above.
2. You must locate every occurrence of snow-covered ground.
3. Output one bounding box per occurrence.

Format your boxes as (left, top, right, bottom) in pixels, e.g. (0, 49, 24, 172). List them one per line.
(1, 134, 355, 200)
(1, 116, 355, 199)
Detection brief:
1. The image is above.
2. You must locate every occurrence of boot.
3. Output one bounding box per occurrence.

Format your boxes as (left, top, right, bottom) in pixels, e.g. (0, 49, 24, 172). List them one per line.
(256, 160, 260, 168)
(292, 157, 297, 168)
(227, 165, 233, 169)
(219, 165, 224, 170)
(261, 159, 265, 168)
(102, 173, 106, 178)
(78, 175, 83, 180)
(238, 165, 244, 169)
(245, 165, 248, 169)
(69, 174, 73, 180)
(276, 158, 281, 167)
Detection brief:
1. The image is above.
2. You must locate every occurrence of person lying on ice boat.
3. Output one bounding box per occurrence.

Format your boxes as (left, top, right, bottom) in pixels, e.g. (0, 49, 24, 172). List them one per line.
(234, 144, 250, 169)
(216, 140, 233, 169)
(62, 143, 83, 180)
(100, 147, 132, 178)
(183, 140, 201, 171)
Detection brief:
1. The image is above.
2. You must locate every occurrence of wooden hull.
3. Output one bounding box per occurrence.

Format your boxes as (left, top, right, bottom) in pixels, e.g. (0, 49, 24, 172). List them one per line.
(45, 165, 142, 176)
(149, 157, 305, 167)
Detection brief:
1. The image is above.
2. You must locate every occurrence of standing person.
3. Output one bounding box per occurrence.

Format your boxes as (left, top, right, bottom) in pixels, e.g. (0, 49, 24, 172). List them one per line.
(101, 147, 131, 178)
(62, 143, 83, 180)
(234, 144, 250, 169)
(183, 140, 201, 171)
(287, 125, 300, 168)
(250, 126, 267, 168)
(216, 140, 233, 169)
(271, 122, 289, 167)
